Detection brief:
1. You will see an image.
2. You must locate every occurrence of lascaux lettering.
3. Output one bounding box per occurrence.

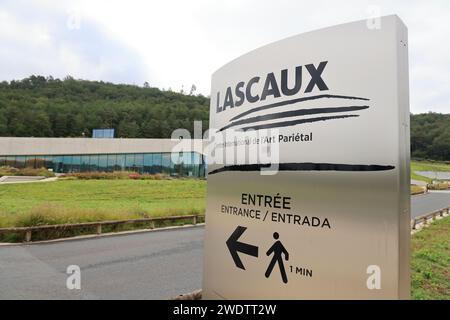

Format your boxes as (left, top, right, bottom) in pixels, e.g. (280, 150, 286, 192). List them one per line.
(216, 61, 329, 113)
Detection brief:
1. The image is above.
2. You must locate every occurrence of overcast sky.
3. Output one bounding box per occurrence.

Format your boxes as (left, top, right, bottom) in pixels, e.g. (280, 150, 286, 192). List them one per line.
(0, 0, 449, 113)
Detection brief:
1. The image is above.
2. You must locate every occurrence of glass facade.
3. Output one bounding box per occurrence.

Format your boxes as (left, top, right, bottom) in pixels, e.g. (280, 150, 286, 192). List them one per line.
(0, 152, 206, 178)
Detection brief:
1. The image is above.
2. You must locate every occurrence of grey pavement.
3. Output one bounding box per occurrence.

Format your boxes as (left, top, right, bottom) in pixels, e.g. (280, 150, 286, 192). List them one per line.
(410, 179, 427, 186)
(411, 190, 450, 218)
(415, 171, 450, 181)
(0, 226, 204, 300)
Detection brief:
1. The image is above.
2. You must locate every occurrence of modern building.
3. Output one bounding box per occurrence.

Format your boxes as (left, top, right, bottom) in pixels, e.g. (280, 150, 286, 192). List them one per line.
(0, 137, 207, 178)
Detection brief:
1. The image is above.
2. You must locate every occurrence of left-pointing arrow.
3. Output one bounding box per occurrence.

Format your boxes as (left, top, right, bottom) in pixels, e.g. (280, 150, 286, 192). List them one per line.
(226, 226, 259, 270)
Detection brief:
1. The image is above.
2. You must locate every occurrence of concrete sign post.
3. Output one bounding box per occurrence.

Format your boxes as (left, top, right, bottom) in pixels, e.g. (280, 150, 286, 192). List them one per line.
(203, 15, 410, 299)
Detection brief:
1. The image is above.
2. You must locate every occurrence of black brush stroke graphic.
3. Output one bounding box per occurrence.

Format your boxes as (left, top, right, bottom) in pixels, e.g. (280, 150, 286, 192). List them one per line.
(219, 105, 369, 132)
(239, 114, 359, 131)
(209, 163, 395, 175)
(230, 94, 370, 121)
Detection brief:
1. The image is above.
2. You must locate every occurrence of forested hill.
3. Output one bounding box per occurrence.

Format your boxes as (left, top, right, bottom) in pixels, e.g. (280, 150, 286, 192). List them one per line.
(411, 112, 449, 161)
(0, 76, 448, 161)
(0, 76, 209, 138)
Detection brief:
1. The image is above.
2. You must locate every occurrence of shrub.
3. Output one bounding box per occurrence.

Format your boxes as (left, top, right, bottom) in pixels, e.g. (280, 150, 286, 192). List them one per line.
(411, 185, 426, 195)
(128, 173, 140, 180)
(0, 166, 55, 178)
(8, 203, 143, 227)
(427, 183, 450, 190)
(62, 171, 170, 180)
(63, 171, 131, 180)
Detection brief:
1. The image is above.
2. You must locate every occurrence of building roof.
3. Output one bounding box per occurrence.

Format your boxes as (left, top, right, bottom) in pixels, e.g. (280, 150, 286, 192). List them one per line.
(0, 137, 206, 156)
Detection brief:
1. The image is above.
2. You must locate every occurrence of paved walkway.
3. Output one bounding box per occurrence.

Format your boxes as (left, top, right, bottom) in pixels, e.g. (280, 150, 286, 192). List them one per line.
(414, 171, 450, 181)
(0, 176, 58, 184)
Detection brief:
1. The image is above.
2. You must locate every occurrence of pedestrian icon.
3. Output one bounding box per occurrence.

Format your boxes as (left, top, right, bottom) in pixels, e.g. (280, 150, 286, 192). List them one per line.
(225, 227, 290, 284)
(265, 232, 289, 284)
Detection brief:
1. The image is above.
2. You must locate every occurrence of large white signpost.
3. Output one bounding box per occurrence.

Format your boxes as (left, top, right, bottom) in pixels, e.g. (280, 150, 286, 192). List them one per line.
(203, 15, 410, 299)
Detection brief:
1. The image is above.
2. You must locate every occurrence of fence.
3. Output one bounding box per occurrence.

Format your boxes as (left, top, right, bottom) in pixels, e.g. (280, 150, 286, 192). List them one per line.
(411, 206, 449, 230)
(1, 207, 449, 242)
(0, 215, 203, 242)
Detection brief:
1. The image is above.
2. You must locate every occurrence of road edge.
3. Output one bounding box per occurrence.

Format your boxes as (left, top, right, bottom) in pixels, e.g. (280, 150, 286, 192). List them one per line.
(0, 223, 205, 247)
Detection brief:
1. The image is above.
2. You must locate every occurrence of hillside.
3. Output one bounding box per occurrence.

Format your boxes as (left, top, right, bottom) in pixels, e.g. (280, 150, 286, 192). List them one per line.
(0, 76, 448, 161)
(0, 76, 209, 138)
(411, 112, 450, 161)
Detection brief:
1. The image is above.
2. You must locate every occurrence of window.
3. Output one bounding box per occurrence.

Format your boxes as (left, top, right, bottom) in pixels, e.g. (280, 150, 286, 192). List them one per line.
(35, 156, 45, 168)
(25, 156, 36, 168)
(125, 154, 135, 171)
(184, 152, 194, 176)
(200, 154, 206, 177)
(116, 154, 125, 171)
(173, 152, 184, 176)
(63, 155, 72, 172)
(43, 156, 53, 169)
(15, 156, 25, 169)
(89, 155, 99, 171)
(53, 156, 63, 173)
(161, 153, 172, 174)
(135, 154, 144, 173)
(0, 152, 206, 177)
(143, 153, 153, 173)
(152, 153, 162, 174)
(80, 155, 90, 172)
(98, 155, 108, 172)
(193, 152, 200, 177)
(107, 154, 117, 172)
(6, 156, 15, 167)
(72, 155, 81, 172)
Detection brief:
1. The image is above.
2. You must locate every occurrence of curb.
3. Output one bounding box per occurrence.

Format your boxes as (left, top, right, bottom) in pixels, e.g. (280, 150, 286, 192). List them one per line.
(171, 289, 202, 300)
(0, 223, 205, 246)
(411, 191, 429, 197)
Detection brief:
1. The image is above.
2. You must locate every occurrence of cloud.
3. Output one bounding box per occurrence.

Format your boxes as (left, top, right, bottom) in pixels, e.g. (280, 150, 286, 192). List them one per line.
(0, 0, 149, 85)
(0, 0, 449, 113)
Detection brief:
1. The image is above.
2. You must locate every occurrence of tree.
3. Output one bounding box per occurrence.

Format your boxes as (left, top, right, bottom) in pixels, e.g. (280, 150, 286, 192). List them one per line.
(29, 110, 52, 136)
(0, 109, 7, 135)
(411, 112, 450, 161)
(3, 76, 439, 162)
(117, 120, 139, 138)
(189, 84, 197, 95)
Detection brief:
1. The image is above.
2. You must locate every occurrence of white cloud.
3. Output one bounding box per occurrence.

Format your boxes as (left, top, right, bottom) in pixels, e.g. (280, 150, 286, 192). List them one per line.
(0, 0, 148, 84)
(0, 0, 449, 113)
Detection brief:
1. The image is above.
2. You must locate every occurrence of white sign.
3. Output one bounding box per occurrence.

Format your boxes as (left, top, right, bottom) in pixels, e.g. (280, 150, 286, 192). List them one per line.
(203, 15, 410, 299)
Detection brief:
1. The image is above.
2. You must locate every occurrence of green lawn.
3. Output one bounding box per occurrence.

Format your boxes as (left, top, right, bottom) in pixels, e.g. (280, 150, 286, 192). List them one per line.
(411, 160, 450, 172)
(0, 179, 206, 227)
(411, 216, 450, 300)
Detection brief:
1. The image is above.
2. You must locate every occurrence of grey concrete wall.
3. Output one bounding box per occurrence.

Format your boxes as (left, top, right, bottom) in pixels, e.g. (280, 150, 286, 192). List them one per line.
(0, 137, 207, 156)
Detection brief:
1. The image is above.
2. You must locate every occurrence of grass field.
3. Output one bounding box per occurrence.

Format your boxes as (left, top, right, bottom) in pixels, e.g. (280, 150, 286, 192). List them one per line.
(412, 160, 450, 172)
(0, 160, 448, 228)
(0, 179, 206, 228)
(411, 160, 450, 183)
(411, 216, 450, 300)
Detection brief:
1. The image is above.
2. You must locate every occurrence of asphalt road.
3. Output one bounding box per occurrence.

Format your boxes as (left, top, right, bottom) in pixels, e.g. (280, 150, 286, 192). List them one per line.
(0, 191, 448, 300)
(411, 190, 450, 218)
(0, 226, 204, 300)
